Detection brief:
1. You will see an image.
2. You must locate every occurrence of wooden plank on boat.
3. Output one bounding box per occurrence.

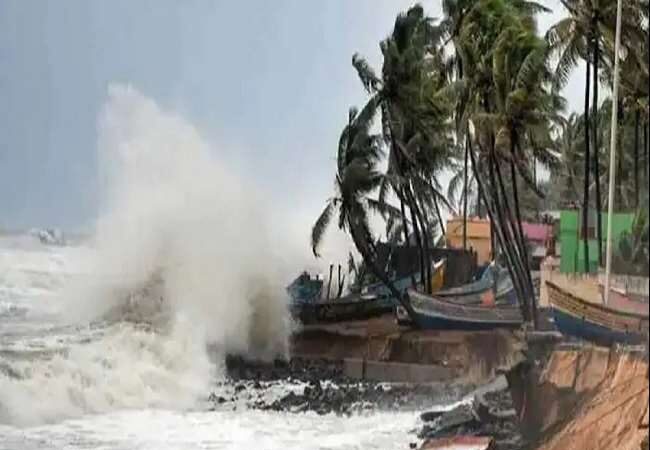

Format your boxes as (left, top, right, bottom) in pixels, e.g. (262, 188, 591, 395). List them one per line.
(547, 281, 649, 333)
(547, 281, 649, 345)
(409, 290, 523, 324)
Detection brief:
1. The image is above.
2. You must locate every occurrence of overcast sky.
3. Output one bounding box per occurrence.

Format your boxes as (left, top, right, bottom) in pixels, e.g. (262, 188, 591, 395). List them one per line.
(0, 0, 580, 231)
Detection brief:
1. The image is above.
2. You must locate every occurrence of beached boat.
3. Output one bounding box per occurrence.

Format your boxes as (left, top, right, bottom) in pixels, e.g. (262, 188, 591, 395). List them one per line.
(289, 259, 446, 324)
(404, 262, 517, 308)
(400, 289, 524, 330)
(290, 292, 394, 324)
(287, 272, 323, 304)
(547, 281, 649, 346)
(433, 262, 499, 297)
(437, 269, 517, 307)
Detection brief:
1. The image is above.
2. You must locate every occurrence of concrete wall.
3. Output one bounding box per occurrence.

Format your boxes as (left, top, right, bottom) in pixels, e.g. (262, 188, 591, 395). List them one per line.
(291, 319, 525, 385)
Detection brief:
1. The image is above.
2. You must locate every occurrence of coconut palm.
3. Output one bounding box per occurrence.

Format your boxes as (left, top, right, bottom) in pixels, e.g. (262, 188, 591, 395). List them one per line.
(613, 208, 649, 276)
(448, 0, 559, 325)
(311, 104, 417, 319)
(351, 5, 458, 293)
(548, 0, 647, 269)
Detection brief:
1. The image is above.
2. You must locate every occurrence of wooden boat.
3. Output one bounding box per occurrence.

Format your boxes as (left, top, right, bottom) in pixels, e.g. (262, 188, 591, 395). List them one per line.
(433, 264, 499, 298)
(400, 289, 523, 330)
(287, 272, 323, 304)
(413, 263, 517, 308)
(290, 292, 394, 324)
(290, 259, 446, 324)
(547, 281, 649, 346)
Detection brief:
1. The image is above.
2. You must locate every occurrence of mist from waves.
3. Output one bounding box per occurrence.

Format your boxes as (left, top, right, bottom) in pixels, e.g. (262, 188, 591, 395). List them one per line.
(0, 85, 301, 426)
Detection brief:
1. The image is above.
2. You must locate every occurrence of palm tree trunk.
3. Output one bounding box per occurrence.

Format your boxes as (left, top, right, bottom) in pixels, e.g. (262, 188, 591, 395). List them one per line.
(634, 109, 640, 208)
(417, 201, 433, 294)
(348, 220, 418, 324)
(510, 156, 538, 328)
(432, 193, 446, 238)
(398, 197, 410, 246)
(493, 149, 534, 311)
(398, 194, 418, 289)
(617, 118, 624, 207)
(463, 137, 469, 249)
(403, 186, 426, 292)
(643, 121, 650, 185)
(592, 36, 603, 266)
(474, 149, 530, 322)
(410, 185, 433, 293)
(489, 150, 530, 311)
(326, 264, 333, 300)
(582, 57, 592, 273)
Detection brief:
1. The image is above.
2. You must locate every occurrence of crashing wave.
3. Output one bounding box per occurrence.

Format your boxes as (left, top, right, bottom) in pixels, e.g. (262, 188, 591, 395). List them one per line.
(29, 228, 66, 246)
(99, 268, 171, 328)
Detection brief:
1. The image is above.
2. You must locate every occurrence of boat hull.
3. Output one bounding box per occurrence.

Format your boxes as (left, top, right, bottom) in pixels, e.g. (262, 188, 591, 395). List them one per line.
(547, 281, 649, 346)
(412, 312, 523, 331)
(291, 296, 393, 324)
(552, 307, 646, 346)
(402, 290, 524, 331)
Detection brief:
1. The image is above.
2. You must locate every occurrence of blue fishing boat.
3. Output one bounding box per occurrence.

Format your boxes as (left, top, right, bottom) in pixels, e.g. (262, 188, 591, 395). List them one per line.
(400, 289, 523, 330)
(433, 262, 499, 297)
(287, 272, 323, 304)
(289, 259, 446, 324)
(290, 292, 394, 324)
(547, 281, 649, 346)
(434, 265, 517, 307)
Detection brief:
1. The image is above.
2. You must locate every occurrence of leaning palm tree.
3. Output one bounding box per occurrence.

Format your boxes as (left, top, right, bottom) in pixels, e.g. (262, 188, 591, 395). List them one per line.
(451, 0, 556, 325)
(351, 4, 458, 293)
(311, 104, 417, 320)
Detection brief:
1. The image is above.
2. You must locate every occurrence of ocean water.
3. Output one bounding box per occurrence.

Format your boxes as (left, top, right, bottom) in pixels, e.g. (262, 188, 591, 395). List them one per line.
(0, 234, 422, 450)
(1, 86, 451, 449)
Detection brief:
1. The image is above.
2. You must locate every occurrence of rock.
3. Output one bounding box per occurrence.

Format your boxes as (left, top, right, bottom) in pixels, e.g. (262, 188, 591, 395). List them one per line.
(420, 410, 444, 422)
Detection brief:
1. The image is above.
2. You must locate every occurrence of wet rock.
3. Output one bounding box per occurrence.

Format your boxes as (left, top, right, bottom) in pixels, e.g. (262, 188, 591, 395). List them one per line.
(420, 410, 444, 423)
(418, 387, 525, 450)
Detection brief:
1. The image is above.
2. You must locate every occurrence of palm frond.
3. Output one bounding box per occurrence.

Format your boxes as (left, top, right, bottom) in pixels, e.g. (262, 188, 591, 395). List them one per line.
(352, 54, 381, 94)
(312, 200, 336, 257)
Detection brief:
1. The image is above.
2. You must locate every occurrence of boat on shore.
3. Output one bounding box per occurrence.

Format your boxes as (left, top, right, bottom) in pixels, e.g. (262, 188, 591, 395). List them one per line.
(287, 272, 323, 305)
(289, 259, 446, 324)
(290, 292, 394, 324)
(434, 265, 517, 307)
(547, 281, 649, 346)
(400, 289, 523, 330)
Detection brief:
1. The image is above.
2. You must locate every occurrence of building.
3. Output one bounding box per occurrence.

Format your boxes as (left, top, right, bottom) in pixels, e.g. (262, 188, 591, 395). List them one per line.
(521, 222, 554, 270)
(559, 210, 635, 274)
(446, 217, 492, 265)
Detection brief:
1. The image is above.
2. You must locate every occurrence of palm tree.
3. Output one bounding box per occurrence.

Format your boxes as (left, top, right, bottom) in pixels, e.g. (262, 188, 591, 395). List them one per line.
(352, 5, 458, 293)
(441, 0, 475, 249)
(613, 208, 649, 276)
(311, 104, 417, 320)
(451, 0, 554, 324)
(548, 0, 647, 269)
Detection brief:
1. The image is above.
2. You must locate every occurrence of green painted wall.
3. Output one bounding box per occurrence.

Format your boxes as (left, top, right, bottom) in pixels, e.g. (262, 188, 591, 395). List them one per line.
(559, 210, 635, 274)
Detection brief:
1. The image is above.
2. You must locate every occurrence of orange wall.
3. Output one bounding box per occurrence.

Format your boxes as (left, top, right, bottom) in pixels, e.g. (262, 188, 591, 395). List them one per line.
(446, 217, 492, 264)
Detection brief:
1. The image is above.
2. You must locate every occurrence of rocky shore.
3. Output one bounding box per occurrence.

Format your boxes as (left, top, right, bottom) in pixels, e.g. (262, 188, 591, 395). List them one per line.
(214, 356, 472, 416)
(418, 389, 524, 450)
(211, 356, 523, 449)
